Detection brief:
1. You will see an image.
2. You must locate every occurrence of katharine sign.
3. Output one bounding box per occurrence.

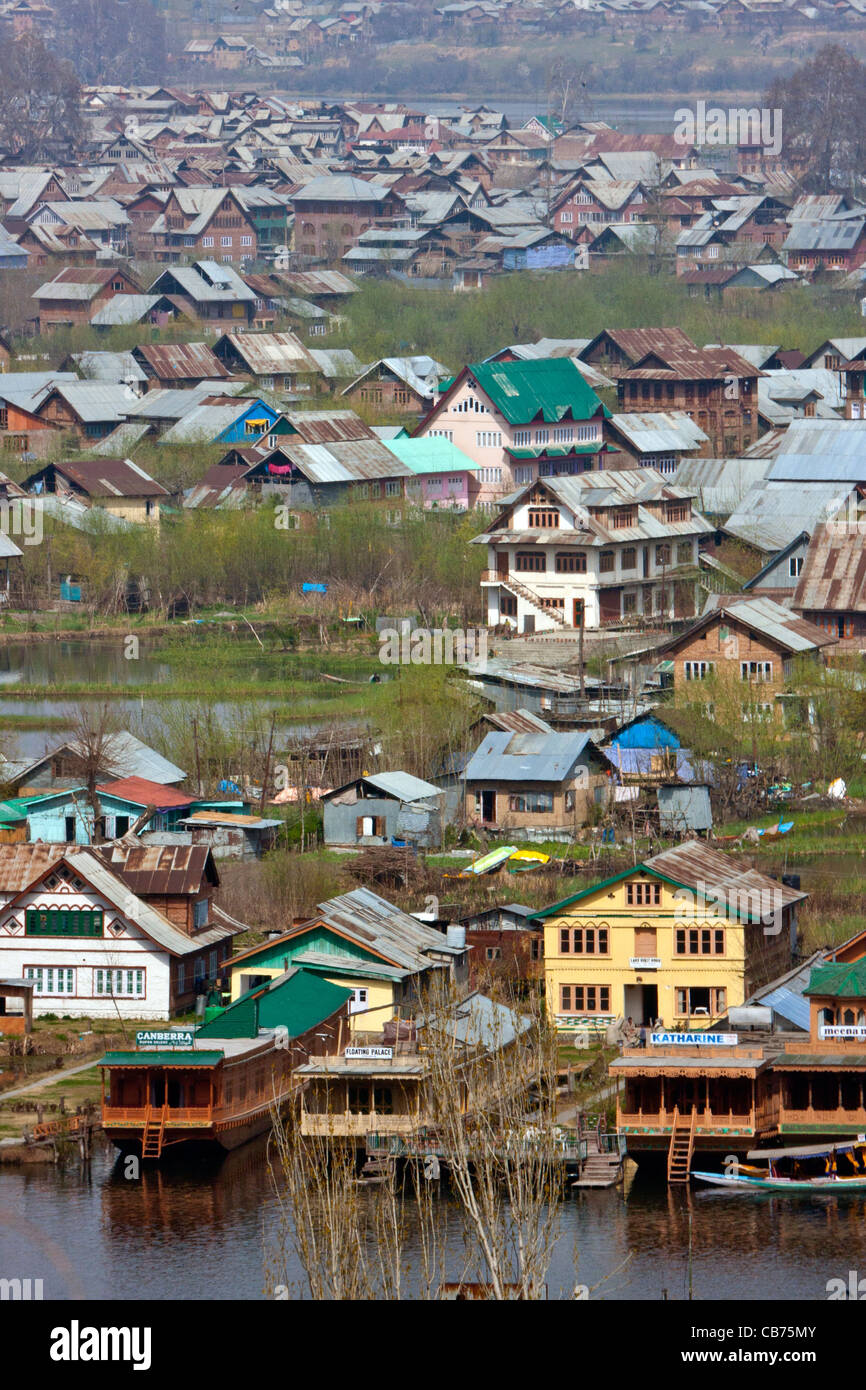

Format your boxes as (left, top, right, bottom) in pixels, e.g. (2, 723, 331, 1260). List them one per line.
(651, 1032, 738, 1046)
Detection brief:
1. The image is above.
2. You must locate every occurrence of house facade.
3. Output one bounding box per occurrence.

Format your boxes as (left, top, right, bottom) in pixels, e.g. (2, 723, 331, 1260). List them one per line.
(473, 468, 712, 633)
(463, 729, 612, 840)
(535, 842, 805, 1033)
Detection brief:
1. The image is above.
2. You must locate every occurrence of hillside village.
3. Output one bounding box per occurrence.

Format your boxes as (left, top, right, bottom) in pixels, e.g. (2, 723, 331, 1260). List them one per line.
(4, 27, 866, 1305)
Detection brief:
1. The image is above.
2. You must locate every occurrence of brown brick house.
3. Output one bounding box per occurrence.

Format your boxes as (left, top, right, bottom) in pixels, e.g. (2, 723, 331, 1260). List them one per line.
(463, 728, 613, 840)
(792, 523, 866, 646)
(290, 174, 403, 263)
(616, 345, 760, 456)
(33, 266, 141, 332)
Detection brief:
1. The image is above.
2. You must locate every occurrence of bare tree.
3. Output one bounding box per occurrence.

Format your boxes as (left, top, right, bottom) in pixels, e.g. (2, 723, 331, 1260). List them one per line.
(66, 700, 125, 844)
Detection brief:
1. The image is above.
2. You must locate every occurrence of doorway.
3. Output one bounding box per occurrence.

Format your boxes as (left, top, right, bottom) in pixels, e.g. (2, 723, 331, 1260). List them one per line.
(573, 598, 584, 629)
(64, 816, 76, 843)
(497, 551, 508, 579)
(481, 789, 496, 823)
(624, 983, 658, 1025)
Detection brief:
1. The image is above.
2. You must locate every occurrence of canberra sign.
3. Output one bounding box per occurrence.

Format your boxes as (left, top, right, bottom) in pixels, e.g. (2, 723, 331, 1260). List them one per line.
(135, 1030, 195, 1049)
(651, 1032, 738, 1046)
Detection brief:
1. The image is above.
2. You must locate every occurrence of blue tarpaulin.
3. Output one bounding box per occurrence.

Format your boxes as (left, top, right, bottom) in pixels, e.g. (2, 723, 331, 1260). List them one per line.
(302, 583, 328, 594)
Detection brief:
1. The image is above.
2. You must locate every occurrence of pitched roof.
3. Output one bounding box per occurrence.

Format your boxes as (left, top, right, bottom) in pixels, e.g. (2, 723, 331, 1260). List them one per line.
(442, 357, 605, 426)
(35, 457, 168, 499)
(793, 522, 866, 614)
(96, 778, 195, 809)
(804, 958, 866, 998)
(464, 729, 606, 783)
(662, 594, 836, 656)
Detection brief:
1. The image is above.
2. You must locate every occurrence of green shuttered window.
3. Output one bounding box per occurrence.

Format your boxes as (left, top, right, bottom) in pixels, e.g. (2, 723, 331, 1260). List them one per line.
(25, 907, 104, 937)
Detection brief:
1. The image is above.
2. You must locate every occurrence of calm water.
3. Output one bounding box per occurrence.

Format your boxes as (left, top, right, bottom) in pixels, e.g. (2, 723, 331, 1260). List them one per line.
(1, 1142, 862, 1301)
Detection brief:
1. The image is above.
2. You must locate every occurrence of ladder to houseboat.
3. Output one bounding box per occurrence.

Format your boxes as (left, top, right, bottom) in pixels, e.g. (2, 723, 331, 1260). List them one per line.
(667, 1106, 697, 1184)
(141, 1106, 167, 1161)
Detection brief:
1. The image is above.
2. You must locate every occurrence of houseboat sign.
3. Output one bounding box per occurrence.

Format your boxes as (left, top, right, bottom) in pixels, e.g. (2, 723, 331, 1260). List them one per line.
(651, 1032, 738, 1046)
(820, 1025, 866, 1040)
(344, 1046, 393, 1060)
(135, 1030, 196, 1049)
(629, 957, 662, 970)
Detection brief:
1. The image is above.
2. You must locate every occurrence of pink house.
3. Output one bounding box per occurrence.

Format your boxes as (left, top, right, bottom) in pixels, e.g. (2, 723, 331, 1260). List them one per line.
(413, 358, 611, 508)
(381, 435, 481, 510)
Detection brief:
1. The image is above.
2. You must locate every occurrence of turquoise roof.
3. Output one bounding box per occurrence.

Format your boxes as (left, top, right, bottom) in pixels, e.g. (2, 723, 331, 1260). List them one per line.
(196, 967, 352, 1041)
(99, 1051, 224, 1067)
(383, 436, 481, 475)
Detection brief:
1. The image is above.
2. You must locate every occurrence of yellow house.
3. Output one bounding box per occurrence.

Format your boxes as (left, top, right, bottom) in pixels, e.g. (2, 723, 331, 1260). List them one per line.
(224, 888, 467, 1035)
(534, 842, 806, 1032)
(23, 458, 167, 528)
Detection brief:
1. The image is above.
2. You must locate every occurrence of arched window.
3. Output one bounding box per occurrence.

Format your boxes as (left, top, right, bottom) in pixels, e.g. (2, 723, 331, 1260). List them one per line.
(820, 1006, 836, 1028)
(843, 1008, 856, 1026)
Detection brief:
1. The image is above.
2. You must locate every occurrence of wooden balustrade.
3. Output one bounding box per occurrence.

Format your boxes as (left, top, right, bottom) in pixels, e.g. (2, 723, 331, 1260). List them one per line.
(103, 1105, 213, 1125)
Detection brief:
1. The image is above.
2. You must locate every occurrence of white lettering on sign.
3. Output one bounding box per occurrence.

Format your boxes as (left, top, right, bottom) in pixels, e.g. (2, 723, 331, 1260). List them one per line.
(135, 1030, 195, 1049)
(650, 1032, 738, 1046)
(344, 1046, 394, 1060)
(820, 1026, 866, 1040)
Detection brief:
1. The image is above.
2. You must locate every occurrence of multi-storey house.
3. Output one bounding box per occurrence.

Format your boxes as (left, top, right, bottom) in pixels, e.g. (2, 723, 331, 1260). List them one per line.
(616, 345, 761, 456)
(414, 357, 611, 506)
(472, 467, 713, 633)
(147, 187, 259, 263)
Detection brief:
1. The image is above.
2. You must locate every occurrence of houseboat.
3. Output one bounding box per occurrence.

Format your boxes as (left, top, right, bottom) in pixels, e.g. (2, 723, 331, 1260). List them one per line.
(99, 969, 351, 1158)
(609, 933, 866, 1180)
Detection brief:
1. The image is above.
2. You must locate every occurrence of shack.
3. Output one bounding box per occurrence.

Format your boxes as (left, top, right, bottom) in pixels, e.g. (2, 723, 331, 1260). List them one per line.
(0, 978, 34, 1035)
(321, 772, 446, 849)
(657, 783, 713, 835)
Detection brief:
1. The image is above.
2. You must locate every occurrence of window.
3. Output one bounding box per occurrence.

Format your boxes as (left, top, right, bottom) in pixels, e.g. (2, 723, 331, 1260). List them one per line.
(177, 963, 185, 994)
(553, 427, 573, 443)
(576, 424, 597, 442)
(612, 508, 636, 529)
(508, 791, 554, 813)
(516, 552, 546, 573)
(556, 552, 587, 573)
(675, 928, 725, 955)
(655, 543, 671, 566)
(567, 926, 609, 955)
(535, 429, 549, 445)
(513, 466, 533, 486)
(194, 899, 209, 929)
(25, 908, 103, 937)
(789, 556, 803, 578)
(528, 509, 559, 528)
(475, 431, 501, 448)
(349, 987, 368, 1015)
(741, 661, 772, 681)
(559, 985, 611, 1014)
(240, 235, 252, 247)
(676, 541, 693, 565)
(626, 881, 661, 906)
(485, 946, 502, 960)
(623, 591, 637, 614)
(684, 661, 714, 681)
(621, 547, 636, 571)
(560, 211, 573, 223)
(220, 235, 232, 247)
(599, 551, 614, 573)
(25, 967, 75, 996)
(94, 968, 144, 997)
(429, 429, 453, 441)
(385, 480, 402, 497)
(513, 430, 531, 446)
(202, 235, 214, 247)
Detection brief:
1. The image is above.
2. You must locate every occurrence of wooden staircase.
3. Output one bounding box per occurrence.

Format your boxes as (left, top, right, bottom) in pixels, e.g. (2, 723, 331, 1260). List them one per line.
(667, 1105, 697, 1184)
(499, 575, 569, 627)
(356, 1151, 395, 1185)
(141, 1106, 166, 1161)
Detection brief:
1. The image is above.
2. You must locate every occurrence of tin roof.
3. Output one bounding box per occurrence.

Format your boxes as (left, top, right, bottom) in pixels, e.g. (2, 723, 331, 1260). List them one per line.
(90, 295, 162, 327)
(217, 330, 320, 376)
(97, 842, 219, 895)
(134, 342, 230, 382)
(724, 479, 857, 552)
(278, 436, 412, 484)
(45, 457, 168, 499)
(804, 958, 866, 998)
(793, 522, 866, 614)
(96, 777, 195, 809)
(765, 419, 866, 481)
(382, 435, 480, 475)
(464, 729, 604, 784)
(608, 410, 708, 454)
(666, 594, 835, 655)
(443, 357, 605, 426)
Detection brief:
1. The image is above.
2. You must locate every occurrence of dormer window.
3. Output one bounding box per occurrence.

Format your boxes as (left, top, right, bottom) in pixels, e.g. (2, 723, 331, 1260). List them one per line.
(528, 508, 559, 528)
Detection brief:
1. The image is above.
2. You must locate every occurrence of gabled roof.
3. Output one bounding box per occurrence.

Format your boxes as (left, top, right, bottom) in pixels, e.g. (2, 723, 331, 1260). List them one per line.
(659, 594, 836, 657)
(96, 777, 195, 809)
(27, 457, 168, 499)
(793, 522, 866, 614)
(804, 959, 866, 999)
(464, 729, 608, 784)
(322, 771, 443, 802)
(432, 357, 606, 427)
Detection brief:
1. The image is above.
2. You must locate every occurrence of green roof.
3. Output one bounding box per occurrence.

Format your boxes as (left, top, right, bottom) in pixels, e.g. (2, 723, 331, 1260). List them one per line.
(0, 793, 68, 822)
(505, 442, 606, 459)
(804, 959, 866, 999)
(383, 435, 481, 474)
(99, 1051, 224, 1067)
(195, 967, 352, 1041)
(457, 358, 608, 426)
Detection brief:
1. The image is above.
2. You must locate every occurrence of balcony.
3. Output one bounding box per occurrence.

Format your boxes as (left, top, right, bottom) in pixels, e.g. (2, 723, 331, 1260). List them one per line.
(300, 1111, 422, 1138)
(102, 1106, 213, 1127)
(618, 1108, 756, 1134)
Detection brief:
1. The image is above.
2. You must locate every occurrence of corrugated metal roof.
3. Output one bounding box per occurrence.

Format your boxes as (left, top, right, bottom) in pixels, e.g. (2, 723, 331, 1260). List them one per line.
(45, 457, 168, 499)
(765, 419, 866, 480)
(97, 843, 218, 896)
(96, 777, 194, 808)
(36, 382, 132, 424)
(783, 218, 865, 251)
(218, 330, 320, 376)
(135, 342, 230, 381)
(644, 840, 807, 908)
(90, 295, 161, 327)
(449, 357, 604, 426)
(793, 522, 866, 614)
(725, 479, 858, 552)
(680, 595, 836, 654)
(484, 709, 554, 734)
(69, 350, 149, 384)
(280, 436, 412, 484)
(609, 410, 708, 454)
(362, 771, 443, 801)
(464, 729, 601, 784)
(382, 436, 480, 475)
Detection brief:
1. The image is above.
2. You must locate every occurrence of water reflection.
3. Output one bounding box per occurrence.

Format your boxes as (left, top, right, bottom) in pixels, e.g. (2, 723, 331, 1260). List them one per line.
(2, 1141, 864, 1300)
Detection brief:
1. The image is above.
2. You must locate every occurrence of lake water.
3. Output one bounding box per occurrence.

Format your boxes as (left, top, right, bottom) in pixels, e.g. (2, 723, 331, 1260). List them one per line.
(0, 1141, 861, 1301)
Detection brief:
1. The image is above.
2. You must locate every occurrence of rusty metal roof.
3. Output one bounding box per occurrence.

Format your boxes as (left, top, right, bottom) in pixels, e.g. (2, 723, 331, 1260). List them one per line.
(793, 522, 866, 614)
(485, 709, 554, 734)
(286, 409, 372, 443)
(97, 843, 220, 894)
(580, 327, 695, 367)
(218, 330, 320, 376)
(644, 841, 807, 908)
(49, 457, 168, 499)
(134, 342, 230, 382)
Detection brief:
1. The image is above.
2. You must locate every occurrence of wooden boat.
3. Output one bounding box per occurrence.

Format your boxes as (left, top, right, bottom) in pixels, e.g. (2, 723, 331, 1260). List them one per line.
(693, 1139, 866, 1191)
(465, 846, 517, 876)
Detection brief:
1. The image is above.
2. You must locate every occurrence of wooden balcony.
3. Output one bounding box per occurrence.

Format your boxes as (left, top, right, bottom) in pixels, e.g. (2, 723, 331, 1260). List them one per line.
(102, 1106, 214, 1127)
(301, 1111, 422, 1138)
(618, 1108, 755, 1133)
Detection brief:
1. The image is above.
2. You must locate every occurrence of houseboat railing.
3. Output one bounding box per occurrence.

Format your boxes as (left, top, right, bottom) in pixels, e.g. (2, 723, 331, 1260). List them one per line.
(618, 1110, 755, 1130)
(103, 1105, 214, 1124)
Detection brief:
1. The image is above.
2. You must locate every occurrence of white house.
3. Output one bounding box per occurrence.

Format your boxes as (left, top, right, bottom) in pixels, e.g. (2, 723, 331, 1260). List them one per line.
(0, 846, 233, 1020)
(472, 468, 713, 632)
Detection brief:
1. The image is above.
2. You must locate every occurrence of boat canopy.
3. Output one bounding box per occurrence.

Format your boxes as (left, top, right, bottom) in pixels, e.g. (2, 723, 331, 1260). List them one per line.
(746, 1140, 865, 1160)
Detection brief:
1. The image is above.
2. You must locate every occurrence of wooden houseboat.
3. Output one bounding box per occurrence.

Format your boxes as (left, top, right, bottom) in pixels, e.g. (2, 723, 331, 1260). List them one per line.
(610, 937, 866, 1180)
(99, 968, 351, 1158)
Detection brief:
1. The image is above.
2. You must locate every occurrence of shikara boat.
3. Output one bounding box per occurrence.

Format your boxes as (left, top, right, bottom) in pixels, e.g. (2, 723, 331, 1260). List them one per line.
(693, 1140, 866, 1191)
(756, 820, 794, 841)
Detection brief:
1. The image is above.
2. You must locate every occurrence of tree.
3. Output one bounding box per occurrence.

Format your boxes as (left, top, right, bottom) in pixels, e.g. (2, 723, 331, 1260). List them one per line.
(66, 700, 125, 844)
(0, 35, 81, 162)
(547, 57, 591, 134)
(55, 0, 167, 86)
(765, 44, 866, 194)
